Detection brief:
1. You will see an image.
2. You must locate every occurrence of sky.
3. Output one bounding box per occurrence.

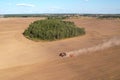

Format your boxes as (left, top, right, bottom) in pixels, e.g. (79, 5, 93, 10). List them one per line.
(0, 0, 120, 14)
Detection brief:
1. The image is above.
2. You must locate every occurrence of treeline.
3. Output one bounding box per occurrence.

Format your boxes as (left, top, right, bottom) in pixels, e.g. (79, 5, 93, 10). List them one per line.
(2, 14, 120, 18)
(4, 14, 47, 17)
(47, 16, 69, 19)
(23, 19, 85, 41)
(97, 15, 120, 19)
(3, 14, 74, 18)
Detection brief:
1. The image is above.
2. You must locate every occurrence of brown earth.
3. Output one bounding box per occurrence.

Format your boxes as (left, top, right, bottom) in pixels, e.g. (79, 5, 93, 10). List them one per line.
(0, 17, 120, 80)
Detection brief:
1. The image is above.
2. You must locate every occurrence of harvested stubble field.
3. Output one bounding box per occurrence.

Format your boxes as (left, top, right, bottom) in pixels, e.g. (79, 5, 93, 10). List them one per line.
(0, 17, 120, 80)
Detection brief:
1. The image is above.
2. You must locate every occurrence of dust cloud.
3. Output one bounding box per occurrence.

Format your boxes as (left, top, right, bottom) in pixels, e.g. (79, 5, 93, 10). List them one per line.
(66, 37, 120, 57)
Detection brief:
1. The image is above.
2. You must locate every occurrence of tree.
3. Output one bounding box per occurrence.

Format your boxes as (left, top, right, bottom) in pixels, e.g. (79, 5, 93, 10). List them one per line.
(23, 19, 86, 41)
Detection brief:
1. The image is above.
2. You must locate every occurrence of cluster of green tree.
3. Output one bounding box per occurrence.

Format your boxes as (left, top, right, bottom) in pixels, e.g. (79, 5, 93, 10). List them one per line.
(23, 19, 85, 41)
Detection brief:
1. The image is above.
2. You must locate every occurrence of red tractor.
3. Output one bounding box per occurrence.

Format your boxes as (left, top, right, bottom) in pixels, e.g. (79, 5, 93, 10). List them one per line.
(59, 52, 66, 57)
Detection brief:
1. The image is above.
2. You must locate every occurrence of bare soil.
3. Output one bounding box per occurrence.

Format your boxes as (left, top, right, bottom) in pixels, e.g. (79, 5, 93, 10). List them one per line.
(0, 17, 120, 80)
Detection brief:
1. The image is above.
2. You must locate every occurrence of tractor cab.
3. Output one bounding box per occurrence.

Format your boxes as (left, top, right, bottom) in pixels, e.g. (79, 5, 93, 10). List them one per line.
(59, 52, 66, 57)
